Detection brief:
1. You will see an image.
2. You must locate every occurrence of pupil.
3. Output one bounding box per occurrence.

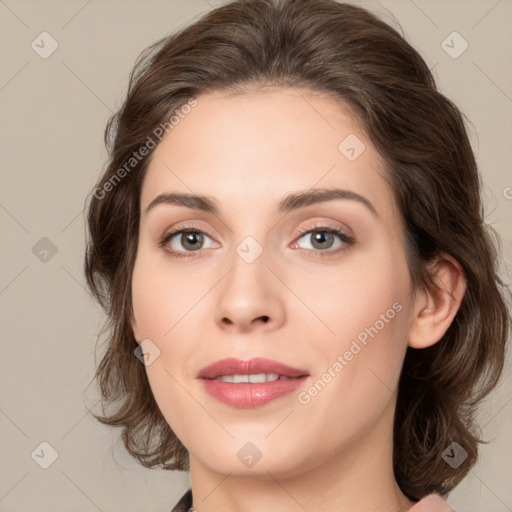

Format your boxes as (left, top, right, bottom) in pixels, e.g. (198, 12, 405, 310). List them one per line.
(183, 232, 202, 250)
(313, 232, 333, 249)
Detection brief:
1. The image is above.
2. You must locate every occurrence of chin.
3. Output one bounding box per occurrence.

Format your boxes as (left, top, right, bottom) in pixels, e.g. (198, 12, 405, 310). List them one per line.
(191, 441, 311, 480)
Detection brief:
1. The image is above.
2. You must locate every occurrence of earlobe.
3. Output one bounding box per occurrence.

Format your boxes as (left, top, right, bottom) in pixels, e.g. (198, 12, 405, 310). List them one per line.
(408, 253, 467, 349)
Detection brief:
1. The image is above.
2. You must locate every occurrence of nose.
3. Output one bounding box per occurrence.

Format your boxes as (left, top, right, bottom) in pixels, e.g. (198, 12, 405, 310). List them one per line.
(214, 248, 286, 334)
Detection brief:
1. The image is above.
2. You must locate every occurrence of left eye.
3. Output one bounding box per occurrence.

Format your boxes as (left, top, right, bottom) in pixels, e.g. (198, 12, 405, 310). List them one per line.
(293, 228, 353, 252)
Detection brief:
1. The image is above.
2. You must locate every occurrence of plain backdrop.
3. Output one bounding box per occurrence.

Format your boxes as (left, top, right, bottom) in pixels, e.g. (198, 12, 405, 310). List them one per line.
(0, 0, 511, 511)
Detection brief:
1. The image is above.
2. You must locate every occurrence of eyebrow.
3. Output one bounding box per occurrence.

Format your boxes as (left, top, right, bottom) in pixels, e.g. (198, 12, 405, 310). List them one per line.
(144, 187, 379, 217)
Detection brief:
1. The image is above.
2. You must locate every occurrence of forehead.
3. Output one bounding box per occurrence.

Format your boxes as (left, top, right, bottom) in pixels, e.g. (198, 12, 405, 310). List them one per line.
(140, 87, 396, 222)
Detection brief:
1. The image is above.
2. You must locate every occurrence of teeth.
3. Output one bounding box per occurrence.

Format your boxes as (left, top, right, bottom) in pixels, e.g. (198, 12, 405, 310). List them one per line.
(216, 373, 281, 383)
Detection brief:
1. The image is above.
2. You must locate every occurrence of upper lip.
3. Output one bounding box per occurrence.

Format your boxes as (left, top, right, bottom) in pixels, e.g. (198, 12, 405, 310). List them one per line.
(198, 357, 309, 379)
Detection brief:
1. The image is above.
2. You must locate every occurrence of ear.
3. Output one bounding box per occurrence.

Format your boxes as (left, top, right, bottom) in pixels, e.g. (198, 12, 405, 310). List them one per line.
(408, 252, 467, 349)
(128, 305, 141, 344)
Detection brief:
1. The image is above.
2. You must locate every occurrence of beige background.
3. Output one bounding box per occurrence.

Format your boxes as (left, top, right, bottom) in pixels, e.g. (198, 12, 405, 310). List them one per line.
(0, 0, 511, 510)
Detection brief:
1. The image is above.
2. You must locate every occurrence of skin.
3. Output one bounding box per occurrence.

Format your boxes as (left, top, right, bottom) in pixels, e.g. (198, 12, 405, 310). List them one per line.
(130, 87, 466, 512)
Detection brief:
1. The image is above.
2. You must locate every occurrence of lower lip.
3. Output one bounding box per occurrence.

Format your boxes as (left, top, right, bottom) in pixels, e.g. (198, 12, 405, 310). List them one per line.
(201, 377, 308, 408)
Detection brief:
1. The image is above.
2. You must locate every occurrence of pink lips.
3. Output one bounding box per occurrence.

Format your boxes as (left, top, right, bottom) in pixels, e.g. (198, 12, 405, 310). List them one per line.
(198, 357, 309, 408)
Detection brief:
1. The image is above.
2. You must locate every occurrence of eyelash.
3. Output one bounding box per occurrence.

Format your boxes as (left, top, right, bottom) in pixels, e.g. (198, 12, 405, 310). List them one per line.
(158, 222, 355, 259)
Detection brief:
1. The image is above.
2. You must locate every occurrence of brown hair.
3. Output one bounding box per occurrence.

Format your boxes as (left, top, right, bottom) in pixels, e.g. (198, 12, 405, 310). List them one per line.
(84, 0, 511, 501)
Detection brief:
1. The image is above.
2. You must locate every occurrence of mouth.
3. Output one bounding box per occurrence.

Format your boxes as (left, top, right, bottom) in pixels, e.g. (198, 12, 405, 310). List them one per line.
(213, 373, 293, 383)
(198, 357, 310, 408)
(198, 356, 308, 379)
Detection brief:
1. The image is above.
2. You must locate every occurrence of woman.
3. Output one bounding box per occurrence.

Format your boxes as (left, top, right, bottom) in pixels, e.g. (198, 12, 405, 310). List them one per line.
(84, 1, 511, 510)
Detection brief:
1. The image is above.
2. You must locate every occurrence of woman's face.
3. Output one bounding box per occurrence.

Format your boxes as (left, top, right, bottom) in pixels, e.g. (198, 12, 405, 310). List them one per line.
(130, 87, 418, 478)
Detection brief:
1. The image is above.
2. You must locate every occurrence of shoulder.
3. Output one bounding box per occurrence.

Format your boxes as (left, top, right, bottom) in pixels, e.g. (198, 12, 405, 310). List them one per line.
(408, 493, 457, 511)
(169, 488, 193, 512)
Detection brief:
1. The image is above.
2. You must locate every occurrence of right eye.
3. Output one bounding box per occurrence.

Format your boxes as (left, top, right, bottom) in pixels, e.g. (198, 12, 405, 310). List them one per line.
(159, 228, 218, 258)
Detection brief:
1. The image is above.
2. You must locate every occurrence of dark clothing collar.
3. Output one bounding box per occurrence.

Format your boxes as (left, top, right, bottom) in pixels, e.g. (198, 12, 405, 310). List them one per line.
(170, 489, 193, 512)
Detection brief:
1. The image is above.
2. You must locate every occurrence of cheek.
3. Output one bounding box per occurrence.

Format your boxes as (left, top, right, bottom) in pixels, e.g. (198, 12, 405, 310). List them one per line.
(130, 250, 209, 423)
(131, 248, 202, 341)
(131, 257, 200, 444)
(296, 282, 409, 455)
(308, 236, 410, 344)
(304, 238, 411, 403)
